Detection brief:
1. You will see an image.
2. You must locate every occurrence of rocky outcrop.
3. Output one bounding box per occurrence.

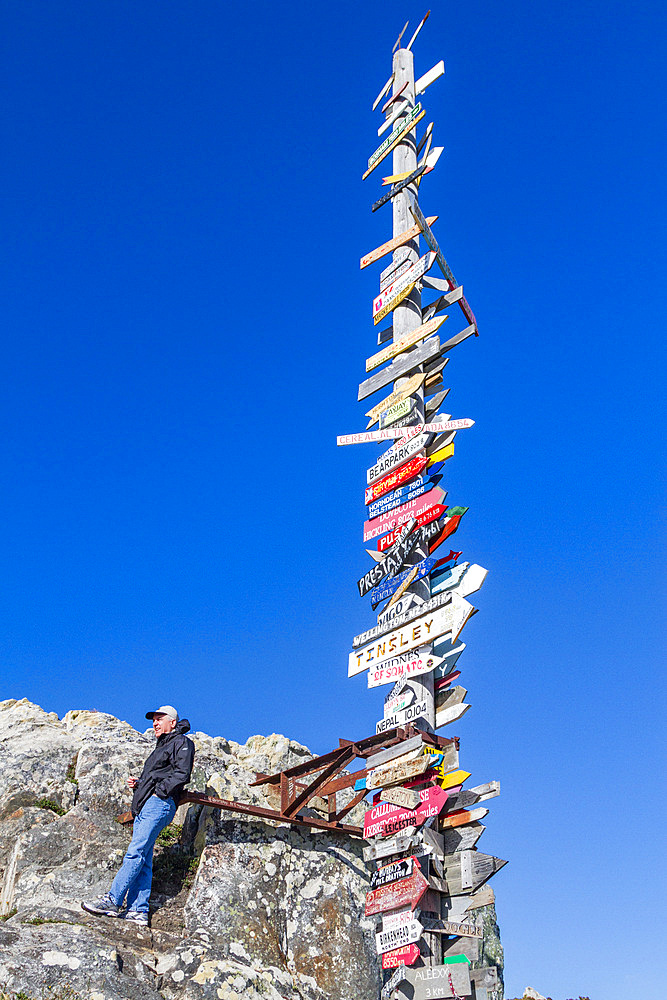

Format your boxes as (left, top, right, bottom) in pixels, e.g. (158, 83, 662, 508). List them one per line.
(0, 698, 504, 1000)
(0, 699, 378, 1000)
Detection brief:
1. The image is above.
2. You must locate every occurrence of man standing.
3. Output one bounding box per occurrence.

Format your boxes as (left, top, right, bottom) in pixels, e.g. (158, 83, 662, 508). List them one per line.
(82, 705, 195, 926)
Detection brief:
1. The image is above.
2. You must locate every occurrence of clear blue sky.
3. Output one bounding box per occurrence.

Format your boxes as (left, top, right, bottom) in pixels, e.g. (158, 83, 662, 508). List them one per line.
(0, 2, 664, 997)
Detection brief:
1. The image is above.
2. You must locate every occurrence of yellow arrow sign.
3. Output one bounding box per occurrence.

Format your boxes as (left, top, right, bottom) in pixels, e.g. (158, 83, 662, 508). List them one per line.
(427, 442, 455, 467)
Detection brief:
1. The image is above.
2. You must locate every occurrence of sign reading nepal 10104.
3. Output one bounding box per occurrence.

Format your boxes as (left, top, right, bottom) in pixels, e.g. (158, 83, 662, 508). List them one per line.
(336, 13, 506, 1000)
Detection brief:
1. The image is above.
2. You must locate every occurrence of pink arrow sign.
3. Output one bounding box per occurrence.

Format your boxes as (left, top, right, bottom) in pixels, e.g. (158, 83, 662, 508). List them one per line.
(382, 944, 421, 970)
(378, 503, 448, 552)
(363, 487, 446, 542)
(364, 784, 449, 839)
(365, 867, 430, 916)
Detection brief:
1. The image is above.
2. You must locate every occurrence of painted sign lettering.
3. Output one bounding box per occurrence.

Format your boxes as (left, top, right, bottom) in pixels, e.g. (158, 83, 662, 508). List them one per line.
(368, 646, 443, 688)
(382, 943, 420, 969)
(365, 455, 428, 504)
(364, 784, 449, 839)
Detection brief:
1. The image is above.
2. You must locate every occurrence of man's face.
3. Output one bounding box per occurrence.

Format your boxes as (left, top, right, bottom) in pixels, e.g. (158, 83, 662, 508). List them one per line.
(153, 713, 177, 737)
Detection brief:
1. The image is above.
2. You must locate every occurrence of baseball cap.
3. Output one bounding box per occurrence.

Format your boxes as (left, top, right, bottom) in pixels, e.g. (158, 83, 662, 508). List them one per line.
(145, 705, 179, 721)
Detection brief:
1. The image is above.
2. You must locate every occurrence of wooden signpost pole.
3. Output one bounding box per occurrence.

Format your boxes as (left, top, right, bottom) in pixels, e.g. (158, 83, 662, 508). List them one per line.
(390, 48, 436, 744)
(337, 18, 505, 999)
(389, 46, 439, 976)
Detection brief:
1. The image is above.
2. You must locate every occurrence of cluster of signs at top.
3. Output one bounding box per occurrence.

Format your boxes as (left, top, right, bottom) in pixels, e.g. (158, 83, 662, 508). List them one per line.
(335, 15, 503, 999)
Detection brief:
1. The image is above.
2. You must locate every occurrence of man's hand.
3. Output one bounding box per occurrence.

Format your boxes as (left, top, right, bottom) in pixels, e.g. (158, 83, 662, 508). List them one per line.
(127, 777, 138, 789)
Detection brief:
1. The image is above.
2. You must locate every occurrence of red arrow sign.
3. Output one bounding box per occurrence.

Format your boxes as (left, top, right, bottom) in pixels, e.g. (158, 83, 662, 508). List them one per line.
(382, 944, 421, 970)
(429, 514, 464, 553)
(365, 455, 428, 505)
(364, 784, 449, 839)
(365, 867, 429, 916)
(378, 504, 448, 552)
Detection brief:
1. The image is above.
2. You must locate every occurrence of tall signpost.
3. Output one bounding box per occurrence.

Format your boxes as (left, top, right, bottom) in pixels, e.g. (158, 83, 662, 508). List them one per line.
(338, 14, 505, 1000)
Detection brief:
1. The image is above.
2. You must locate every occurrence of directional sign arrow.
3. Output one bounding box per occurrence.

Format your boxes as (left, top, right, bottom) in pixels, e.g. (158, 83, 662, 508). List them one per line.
(365, 868, 430, 916)
(370, 855, 418, 891)
(367, 645, 444, 689)
(367, 474, 443, 521)
(364, 785, 449, 839)
(382, 943, 421, 970)
(364, 454, 429, 504)
(376, 918, 424, 955)
(365, 371, 427, 428)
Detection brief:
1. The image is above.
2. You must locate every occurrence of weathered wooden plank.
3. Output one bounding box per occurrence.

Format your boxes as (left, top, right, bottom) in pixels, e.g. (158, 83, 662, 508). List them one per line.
(422, 286, 464, 323)
(365, 734, 424, 770)
(363, 826, 419, 863)
(405, 9, 430, 51)
(442, 822, 486, 853)
(378, 97, 412, 137)
(442, 935, 479, 962)
(366, 316, 446, 372)
(440, 806, 488, 831)
(415, 59, 445, 95)
(358, 338, 442, 401)
(360, 217, 438, 270)
(372, 73, 395, 111)
(397, 963, 472, 1000)
(444, 783, 500, 813)
(381, 79, 409, 114)
(349, 601, 458, 676)
(436, 685, 468, 712)
(363, 105, 425, 180)
(380, 785, 422, 809)
(354, 591, 452, 648)
(365, 372, 427, 428)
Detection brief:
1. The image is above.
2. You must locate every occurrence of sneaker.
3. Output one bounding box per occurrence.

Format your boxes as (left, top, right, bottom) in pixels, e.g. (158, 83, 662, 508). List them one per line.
(123, 910, 149, 926)
(81, 892, 123, 918)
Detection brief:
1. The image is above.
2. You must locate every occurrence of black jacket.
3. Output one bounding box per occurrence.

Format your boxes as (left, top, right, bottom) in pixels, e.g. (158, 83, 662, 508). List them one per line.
(131, 719, 195, 817)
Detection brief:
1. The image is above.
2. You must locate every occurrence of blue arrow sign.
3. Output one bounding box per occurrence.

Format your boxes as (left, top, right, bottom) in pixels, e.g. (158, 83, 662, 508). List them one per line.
(367, 474, 442, 520)
(369, 556, 438, 609)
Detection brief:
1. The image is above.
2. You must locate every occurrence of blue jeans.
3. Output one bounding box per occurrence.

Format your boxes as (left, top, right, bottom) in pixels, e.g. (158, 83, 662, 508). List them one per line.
(109, 794, 176, 913)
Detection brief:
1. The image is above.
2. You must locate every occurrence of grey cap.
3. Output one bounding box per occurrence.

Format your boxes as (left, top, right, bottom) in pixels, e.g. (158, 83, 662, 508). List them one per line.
(145, 705, 179, 721)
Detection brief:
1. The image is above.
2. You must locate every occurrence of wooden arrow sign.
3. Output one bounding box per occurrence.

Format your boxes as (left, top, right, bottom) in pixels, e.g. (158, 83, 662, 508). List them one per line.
(429, 850, 507, 900)
(377, 699, 429, 734)
(359, 338, 442, 402)
(364, 454, 429, 504)
(431, 562, 488, 599)
(360, 217, 438, 270)
(370, 855, 418, 890)
(378, 503, 448, 552)
(379, 246, 412, 289)
(381, 143, 443, 186)
(365, 372, 427, 428)
(369, 555, 437, 606)
(415, 59, 445, 96)
(379, 395, 416, 428)
(382, 943, 420, 970)
(349, 601, 460, 676)
(427, 441, 454, 467)
(439, 807, 488, 832)
(367, 472, 442, 520)
(366, 316, 446, 372)
(367, 431, 432, 485)
(363, 105, 426, 180)
(436, 686, 468, 713)
(397, 963, 472, 1000)
(339, 417, 473, 447)
(363, 826, 419, 863)
(436, 702, 471, 729)
(367, 646, 444, 689)
(364, 487, 445, 542)
(364, 785, 449, 839)
(382, 963, 410, 999)
(357, 525, 422, 598)
(365, 867, 429, 915)
(445, 781, 500, 812)
(376, 918, 424, 954)
(441, 822, 486, 853)
(354, 590, 452, 648)
(380, 786, 422, 810)
(373, 253, 436, 324)
(366, 754, 431, 791)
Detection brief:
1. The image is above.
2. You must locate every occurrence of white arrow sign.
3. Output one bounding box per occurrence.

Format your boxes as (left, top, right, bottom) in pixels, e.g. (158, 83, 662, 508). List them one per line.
(368, 646, 444, 688)
(377, 698, 429, 734)
(376, 919, 423, 955)
(337, 417, 474, 447)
